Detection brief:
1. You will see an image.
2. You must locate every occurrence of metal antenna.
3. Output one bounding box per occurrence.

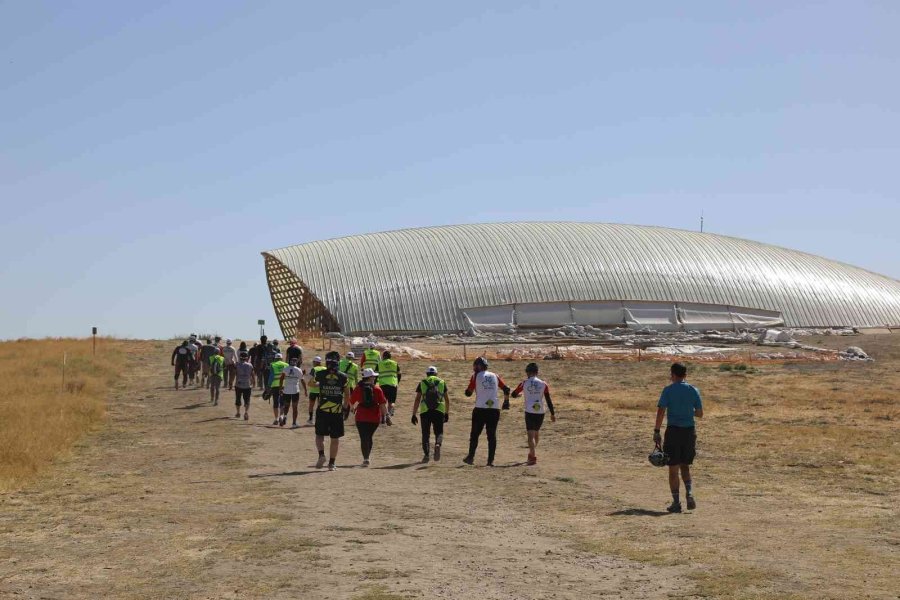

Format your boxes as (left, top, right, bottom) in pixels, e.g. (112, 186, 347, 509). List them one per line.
(700, 210, 705, 233)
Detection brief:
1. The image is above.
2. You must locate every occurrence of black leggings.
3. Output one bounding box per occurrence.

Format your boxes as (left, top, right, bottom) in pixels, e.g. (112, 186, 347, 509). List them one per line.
(356, 421, 379, 459)
(468, 407, 500, 463)
(235, 387, 251, 407)
(420, 409, 445, 454)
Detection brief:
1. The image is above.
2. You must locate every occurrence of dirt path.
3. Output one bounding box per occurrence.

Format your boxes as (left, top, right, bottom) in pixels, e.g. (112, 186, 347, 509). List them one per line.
(0, 345, 686, 599)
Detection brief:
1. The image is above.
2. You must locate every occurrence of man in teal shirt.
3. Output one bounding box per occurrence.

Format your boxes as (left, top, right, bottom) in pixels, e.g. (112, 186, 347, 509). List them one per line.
(654, 362, 703, 513)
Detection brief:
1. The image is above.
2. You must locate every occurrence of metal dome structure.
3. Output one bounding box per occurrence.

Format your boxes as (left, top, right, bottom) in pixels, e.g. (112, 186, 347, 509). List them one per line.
(262, 223, 900, 337)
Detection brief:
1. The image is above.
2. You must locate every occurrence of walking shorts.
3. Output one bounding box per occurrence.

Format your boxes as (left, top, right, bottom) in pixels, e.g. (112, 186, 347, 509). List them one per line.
(663, 426, 697, 466)
(381, 385, 398, 404)
(525, 412, 545, 431)
(315, 411, 344, 439)
(283, 393, 301, 405)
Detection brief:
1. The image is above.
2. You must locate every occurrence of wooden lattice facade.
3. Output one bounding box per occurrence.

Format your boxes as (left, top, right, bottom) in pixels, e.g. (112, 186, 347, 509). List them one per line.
(264, 254, 339, 338)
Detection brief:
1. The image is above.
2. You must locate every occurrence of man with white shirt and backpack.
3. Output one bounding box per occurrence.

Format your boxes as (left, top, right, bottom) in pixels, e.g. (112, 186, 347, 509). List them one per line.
(462, 357, 510, 467)
(279, 357, 307, 428)
(511, 362, 556, 465)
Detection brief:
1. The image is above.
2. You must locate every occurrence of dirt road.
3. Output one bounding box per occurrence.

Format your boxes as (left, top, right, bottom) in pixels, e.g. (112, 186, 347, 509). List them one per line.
(0, 344, 686, 599)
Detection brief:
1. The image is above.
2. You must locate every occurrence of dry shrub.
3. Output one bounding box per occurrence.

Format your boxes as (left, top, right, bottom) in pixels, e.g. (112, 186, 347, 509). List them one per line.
(0, 338, 122, 491)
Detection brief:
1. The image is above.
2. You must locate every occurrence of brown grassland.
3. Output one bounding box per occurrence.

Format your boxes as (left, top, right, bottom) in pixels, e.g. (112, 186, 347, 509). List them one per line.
(0, 334, 897, 599)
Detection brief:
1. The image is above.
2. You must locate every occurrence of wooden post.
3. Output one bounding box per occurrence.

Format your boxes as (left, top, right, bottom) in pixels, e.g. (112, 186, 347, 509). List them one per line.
(463, 344, 467, 361)
(638, 348, 642, 362)
(92, 326, 97, 356)
(62, 352, 67, 392)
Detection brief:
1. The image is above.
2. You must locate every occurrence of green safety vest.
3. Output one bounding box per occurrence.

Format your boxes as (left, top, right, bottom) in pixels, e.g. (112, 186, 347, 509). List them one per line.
(209, 355, 224, 379)
(308, 365, 326, 392)
(377, 359, 399, 387)
(339, 359, 360, 386)
(418, 376, 447, 414)
(363, 349, 381, 369)
(269, 360, 288, 388)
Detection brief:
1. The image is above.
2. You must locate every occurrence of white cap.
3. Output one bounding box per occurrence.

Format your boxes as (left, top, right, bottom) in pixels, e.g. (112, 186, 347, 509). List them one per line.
(226, 338, 232, 344)
(368, 343, 375, 349)
(275, 353, 283, 359)
(313, 356, 322, 363)
(346, 351, 355, 359)
(361, 368, 378, 378)
(426, 366, 438, 375)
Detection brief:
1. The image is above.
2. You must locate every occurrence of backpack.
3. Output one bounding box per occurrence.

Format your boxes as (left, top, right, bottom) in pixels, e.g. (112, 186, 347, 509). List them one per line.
(360, 384, 377, 409)
(422, 378, 442, 411)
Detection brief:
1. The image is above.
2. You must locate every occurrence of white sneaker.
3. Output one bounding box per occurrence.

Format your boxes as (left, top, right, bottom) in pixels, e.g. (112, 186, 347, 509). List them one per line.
(306, 418, 314, 426)
(328, 463, 337, 472)
(315, 455, 326, 469)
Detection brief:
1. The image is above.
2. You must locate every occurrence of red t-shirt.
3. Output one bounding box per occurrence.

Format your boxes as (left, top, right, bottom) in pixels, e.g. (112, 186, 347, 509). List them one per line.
(350, 384, 387, 423)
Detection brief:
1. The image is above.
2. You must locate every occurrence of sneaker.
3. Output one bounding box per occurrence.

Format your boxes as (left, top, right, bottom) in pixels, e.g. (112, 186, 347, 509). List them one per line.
(291, 422, 298, 429)
(315, 455, 326, 469)
(527, 454, 536, 466)
(328, 463, 337, 472)
(243, 412, 249, 421)
(462, 456, 474, 465)
(235, 411, 240, 418)
(421, 455, 430, 464)
(433, 445, 441, 462)
(306, 418, 314, 426)
(273, 419, 279, 426)
(686, 496, 696, 510)
(362, 460, 370, 468)
(486, 461, 495, 467)
(388, 407, 395, 417)
(667, 501, 682, 513)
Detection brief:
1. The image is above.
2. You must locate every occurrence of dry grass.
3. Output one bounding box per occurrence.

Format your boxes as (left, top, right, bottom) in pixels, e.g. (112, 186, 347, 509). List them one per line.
(0, 338, 122, 491)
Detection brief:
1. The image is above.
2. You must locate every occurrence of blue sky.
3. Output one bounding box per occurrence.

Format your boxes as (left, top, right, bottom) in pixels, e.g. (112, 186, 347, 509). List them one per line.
(2, 1, 898, 340)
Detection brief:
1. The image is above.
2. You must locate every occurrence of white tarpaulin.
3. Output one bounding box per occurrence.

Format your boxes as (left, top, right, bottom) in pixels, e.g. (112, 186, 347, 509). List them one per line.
(516, 302, 574, 327)
(678, 302, 735, 330)
(571, 301, 625, 326)
(730, 306, 784, 328)
(623, 302, 680, 331)
(461, 305, 515, 330)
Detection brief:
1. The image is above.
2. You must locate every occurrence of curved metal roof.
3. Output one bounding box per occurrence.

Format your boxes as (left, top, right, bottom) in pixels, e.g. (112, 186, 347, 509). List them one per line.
(262, 222, 900, 335)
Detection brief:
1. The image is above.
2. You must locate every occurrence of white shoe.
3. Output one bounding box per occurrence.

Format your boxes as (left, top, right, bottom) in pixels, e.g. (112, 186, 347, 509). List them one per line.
(315, 455, 326, 469)
(362, 460, 370, 467)
(328, 463, 337, 472)
(306, 418, 313, 426)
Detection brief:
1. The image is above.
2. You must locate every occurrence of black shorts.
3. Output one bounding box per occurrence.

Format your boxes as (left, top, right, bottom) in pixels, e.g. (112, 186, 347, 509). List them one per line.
(283, 393, 301, 405)
(525, 412, 545, 431)
(315, 411, 344, 439)
(309, 392, 319, 402)
(663, 426, 697, 466)
(381, 385, 397, 403)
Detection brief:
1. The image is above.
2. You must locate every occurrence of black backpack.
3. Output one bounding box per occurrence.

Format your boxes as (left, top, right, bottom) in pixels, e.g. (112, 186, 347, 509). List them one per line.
(422, 378, 442, 411)
(360, 384, 377, 409)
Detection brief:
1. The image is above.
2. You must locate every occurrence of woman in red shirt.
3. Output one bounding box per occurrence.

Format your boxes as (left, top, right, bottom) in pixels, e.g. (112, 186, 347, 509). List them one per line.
(349, 369, 391, 467)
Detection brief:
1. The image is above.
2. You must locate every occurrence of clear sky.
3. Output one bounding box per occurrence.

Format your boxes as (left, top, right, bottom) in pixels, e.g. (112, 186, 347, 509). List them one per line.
(2, 1, 899, 340)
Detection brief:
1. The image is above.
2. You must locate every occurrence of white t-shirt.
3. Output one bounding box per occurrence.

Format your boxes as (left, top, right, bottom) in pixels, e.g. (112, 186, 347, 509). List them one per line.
(466, 370, 508, 409)
(222, 346, 238, 365)
(516, 376, 550, 414)
(282, 366, 304, 395)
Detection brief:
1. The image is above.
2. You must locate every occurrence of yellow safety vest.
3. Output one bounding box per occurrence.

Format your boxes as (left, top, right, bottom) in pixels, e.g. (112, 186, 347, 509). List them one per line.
(363, 349, 381, 369)
(377, 359, 399, 387)
(308, 365, 326, 393)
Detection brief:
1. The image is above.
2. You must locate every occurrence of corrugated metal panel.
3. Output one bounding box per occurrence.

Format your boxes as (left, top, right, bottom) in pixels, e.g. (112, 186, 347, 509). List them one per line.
(262, 222, 900, 335)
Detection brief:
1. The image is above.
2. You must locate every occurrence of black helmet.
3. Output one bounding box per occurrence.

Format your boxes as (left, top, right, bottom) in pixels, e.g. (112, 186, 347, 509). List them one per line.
(525, 362, 539, 374)
(325, 350, 341, 362)
(239, 351, 249, 359)
(473, 356, 488, 370)
(648, 445, 669, 467)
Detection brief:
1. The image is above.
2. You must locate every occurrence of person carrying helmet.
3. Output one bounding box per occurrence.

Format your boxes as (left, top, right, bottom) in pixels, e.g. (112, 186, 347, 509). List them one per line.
(462, 357, 510, 467)
(411, 366, 449, 463)
(348, 368, 391, 467)
(654, 362, 703, 513)
(234, 351, 255, 420)
(268, 353, 289, 426)
(376, 351, 401, 417)
(511, 362, 556, 465)
(313, 355, 351, 471)
(222, 339, 238, 390)
(361, 343, 381, 372)
(171, 340, 192, 390)
(339, 351, 360, 391)
(199, 338, 218, 388)
(209, 350, 225, 405)
(279, 356, 307, 428)
(305, 356, 325, 426)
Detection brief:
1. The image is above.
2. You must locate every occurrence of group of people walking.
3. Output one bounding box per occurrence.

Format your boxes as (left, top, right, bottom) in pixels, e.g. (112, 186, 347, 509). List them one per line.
(171, 335, 702, 512)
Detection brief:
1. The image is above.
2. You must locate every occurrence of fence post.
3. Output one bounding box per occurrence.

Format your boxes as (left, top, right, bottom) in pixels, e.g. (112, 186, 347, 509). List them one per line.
(463, 344, 467, 361)
(62, 352, 67, 392)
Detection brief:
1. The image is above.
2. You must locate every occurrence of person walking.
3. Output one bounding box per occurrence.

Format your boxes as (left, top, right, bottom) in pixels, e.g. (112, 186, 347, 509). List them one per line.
(654, 362, 703, 513)
(313, 356, 351, 471)
(361, 343, 381, 372)
(348, 368, 391, 466)
(199, 338, 218, 389)
(339, 351, 360, 392)
(462, 357, 510, 467)
(279, 357, 307, 429)
(222, 339, 238, 390)
(248, 342, 261, 389)
(267, 353, 289, 426)
(209, 351, 224, 405)
(258, 336, 278, 396)
(511, 362, 556, 465)
(305, 356, 325, 426)
(286, 339, 303, 365)
(376, 351, 401, 417)
(410, 366, 449, 463)
(187, 335, 201, 386)
(234, 351, 255, 420)
(171, 340, 192, 390)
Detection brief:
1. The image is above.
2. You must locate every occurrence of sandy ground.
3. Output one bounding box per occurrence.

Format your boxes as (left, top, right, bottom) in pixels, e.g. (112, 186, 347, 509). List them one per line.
(1, 337, 897, 599)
